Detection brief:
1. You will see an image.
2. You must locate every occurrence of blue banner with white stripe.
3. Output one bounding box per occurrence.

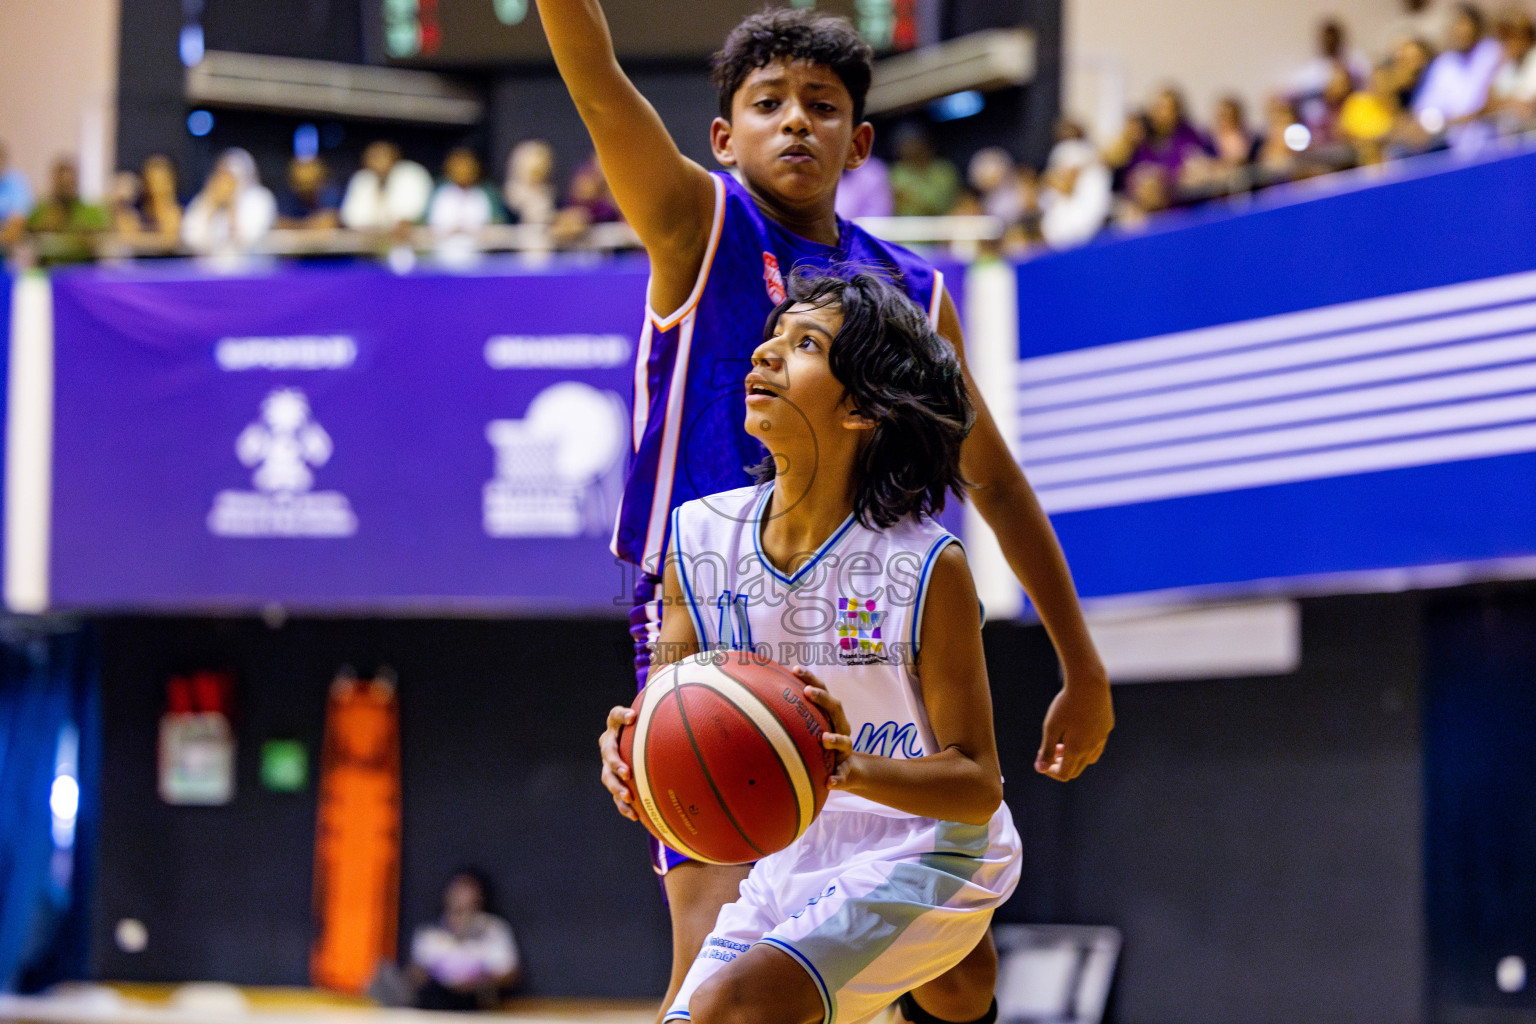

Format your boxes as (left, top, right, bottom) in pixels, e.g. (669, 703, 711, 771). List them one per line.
(1015, 147, 1536, 600)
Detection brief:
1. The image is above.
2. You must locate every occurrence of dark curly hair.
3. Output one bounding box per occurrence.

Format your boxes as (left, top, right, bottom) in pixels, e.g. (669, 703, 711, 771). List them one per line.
(750, 269, 973, 530)
(711, 8, 874, 123)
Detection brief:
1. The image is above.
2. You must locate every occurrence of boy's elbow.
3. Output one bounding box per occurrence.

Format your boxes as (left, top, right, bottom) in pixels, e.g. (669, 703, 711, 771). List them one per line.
(958, 776, 1004, 826)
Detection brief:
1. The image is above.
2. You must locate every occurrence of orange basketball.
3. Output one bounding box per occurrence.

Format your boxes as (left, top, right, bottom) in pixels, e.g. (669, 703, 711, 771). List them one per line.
(618, 651, 835, 865)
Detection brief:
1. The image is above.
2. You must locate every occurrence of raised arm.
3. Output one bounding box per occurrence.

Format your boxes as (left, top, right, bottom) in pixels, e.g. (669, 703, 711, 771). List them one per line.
(534, 0, 716, 295)
(936, 289, 1114, 781)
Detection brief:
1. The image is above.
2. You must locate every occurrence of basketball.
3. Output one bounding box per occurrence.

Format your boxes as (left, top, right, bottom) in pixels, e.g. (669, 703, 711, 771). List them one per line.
(618, 651, 836, 865)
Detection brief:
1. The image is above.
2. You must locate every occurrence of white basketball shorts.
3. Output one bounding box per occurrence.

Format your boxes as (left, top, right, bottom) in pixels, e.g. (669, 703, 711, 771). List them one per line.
(663, 805, 1022, 1024)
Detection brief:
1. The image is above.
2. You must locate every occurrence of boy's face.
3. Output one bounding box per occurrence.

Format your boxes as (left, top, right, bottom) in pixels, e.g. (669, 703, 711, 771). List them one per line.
(711, 59, 873, 210)
(745, 300, 871, 456)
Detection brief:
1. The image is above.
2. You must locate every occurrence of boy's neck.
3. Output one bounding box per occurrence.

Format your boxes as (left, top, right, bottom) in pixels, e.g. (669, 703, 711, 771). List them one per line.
(760, 448, 858, 573)
(743, 180, 842, 247)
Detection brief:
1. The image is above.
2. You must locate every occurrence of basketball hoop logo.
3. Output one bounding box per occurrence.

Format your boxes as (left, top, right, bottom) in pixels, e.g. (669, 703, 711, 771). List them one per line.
(763, 252, 786, 304)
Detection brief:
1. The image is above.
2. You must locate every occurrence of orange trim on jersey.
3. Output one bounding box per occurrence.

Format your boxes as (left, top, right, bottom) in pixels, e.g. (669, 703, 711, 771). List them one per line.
(647, 175, 727, 332)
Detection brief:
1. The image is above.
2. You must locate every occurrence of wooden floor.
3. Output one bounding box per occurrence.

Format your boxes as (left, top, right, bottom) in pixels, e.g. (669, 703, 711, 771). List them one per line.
(0, 985, 656, 1024)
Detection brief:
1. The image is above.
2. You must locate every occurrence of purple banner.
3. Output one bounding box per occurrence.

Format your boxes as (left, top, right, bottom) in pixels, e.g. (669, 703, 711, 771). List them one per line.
(51, 260, 651, 612)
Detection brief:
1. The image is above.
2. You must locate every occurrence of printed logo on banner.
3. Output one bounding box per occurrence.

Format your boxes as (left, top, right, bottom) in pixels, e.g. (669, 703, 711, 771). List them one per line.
(207, 388, 358, 538)
(484, 382, 627, 538)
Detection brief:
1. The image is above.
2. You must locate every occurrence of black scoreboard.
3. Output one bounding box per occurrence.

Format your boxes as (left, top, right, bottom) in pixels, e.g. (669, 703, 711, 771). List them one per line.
(367, 0, 915, 65)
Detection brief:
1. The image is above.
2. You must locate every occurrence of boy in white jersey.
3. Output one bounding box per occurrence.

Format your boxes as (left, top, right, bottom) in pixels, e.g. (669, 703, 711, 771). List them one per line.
(646, 270, 1020, 1024)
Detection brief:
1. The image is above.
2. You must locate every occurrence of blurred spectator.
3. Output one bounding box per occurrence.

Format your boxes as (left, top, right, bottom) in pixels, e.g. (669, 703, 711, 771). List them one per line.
(409, 870, 520, 1011)
(1211, 95, 1259, 172)
(341, 140, 433, 232)
(1254, 96, 1310, 184)
(138, 155, 183, 243)
(551, 153, 623, 244)
(181, 148, 277, 254)
(502, 139, 557, 227)
(1128, 88, 1214, 197)
(1391, 37, 1437, 106)
(107, 171, 144, 234)
(1291, 20, 1372, 108)
(1040, 138, 1113, 249)
(966, 147, 1028, 224)
(1341, 63, 1410, 162)
(834, 155, 893, 220)
(1413, 2, 1504, 150)
(28, 156, 108, 234)
(0, 141, 32, 247)
(1103, 110, 1152, 192)
(278, 156, 341, 230)
(430, 148, 500, 251)
(888, 125, 960, 216)
(1115, 164, 1172, 230)
(1485, 5, 1536, 128)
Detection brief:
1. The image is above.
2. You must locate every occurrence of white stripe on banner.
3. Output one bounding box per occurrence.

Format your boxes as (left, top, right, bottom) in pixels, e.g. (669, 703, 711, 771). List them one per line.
(1019, 267, 1536, 383)
(1036, 421, 1536, 514)
(1020, 333, 1536, 436)
(1017, 270, 1536, 513)
(1021, 299, 1536, 409)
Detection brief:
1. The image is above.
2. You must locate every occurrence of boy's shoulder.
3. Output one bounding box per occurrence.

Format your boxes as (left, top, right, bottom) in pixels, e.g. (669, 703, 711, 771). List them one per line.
(673, 483, 764, 529)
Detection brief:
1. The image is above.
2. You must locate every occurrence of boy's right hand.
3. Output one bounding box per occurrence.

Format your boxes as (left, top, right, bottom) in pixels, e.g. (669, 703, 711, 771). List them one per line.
(598, 705, 639, 821)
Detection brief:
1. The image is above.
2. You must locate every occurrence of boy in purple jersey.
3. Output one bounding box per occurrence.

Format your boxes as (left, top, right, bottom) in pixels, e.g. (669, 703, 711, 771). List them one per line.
(533, 4, 1115, 1023)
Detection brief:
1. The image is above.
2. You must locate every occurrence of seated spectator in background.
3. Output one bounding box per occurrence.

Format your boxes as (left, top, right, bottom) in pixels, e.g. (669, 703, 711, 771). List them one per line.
(966, 146, 1029, 225)
(550, 152, 623, 244)
(834, 154, 893, 220)
(1040, 136, 1112, 249)
(28, 156, 108, 261)
(138, 155, 182, 244)
(888, 124, 960, 216)
(429, 148, 503, 263)
(1413, 3, 1504, 150)
(1253, 95, 1310, 184)
(278, 156, 341, 230)
(1127, 87, 1214, 199)
(341, 140, 433, 232)
(1210, 96, 1258, 171)
(181, 148, 276, 255)
(1485, 5, 1536, 129)
(1290, 18, 1371, 126)
(0, 141, 32, 247)
(502, 139, 556, 227)
(1342, 63, 1411, 163)
(1103, 110, 1151, 192)
(409, 870, 520, 1011)
(1391, 36, 1437, 106)
(107, 170, 144, 234)
(1115, 164, 1172, 230)
(28, 156, 108, 234)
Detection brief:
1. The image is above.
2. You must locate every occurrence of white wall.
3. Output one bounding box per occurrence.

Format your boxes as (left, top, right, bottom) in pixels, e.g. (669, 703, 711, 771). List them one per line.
(0, 0, 121, 200)
(1064, 0, 1406, 140)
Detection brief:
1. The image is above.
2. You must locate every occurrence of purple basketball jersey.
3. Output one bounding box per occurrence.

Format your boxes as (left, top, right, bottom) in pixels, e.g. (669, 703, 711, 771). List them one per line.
(612, 171, 945, 572)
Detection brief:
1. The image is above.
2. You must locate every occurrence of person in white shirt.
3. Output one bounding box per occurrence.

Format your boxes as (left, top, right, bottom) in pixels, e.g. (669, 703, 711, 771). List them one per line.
(1413, 3, 1506, 151)
(181, 148, 276, 255)
(409, 870, 521, 1011)
(429, 148, 502, 237)
(1040, 138, 1112, 250)
(502, 139, 557, 227)
(341, 140, 433, 232)
(1486, 6, 1536, 129)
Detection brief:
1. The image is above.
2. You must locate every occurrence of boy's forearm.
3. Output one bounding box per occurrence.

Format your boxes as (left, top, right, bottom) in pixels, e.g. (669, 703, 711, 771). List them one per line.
(533, 0, 624, 106)
(839, 748, 1002, 826)
(972, 471, 1107, 688)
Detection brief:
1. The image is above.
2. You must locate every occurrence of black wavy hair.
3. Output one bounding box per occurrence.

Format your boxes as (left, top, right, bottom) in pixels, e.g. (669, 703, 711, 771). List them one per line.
(750, 269, 973, 530)
(711, 8, 874, 123)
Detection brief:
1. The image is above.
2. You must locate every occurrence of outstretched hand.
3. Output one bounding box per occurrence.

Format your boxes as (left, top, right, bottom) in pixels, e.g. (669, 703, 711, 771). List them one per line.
(797, 668, 856, 789)
(1035, 671, 1114, 781)
(598, 704, 639, 820)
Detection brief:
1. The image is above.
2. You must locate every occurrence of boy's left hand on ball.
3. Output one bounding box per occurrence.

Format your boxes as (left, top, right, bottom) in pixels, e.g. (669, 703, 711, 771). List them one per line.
(797, 668, 856, 787)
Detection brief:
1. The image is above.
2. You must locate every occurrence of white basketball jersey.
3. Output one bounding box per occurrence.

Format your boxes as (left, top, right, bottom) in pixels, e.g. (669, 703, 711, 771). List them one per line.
(670, 483, 961, 817)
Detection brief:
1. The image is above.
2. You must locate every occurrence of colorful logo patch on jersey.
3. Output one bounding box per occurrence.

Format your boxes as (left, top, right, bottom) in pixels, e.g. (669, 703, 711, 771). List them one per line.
(837, 597, 888, 664)
(763, 252, 787, 304)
